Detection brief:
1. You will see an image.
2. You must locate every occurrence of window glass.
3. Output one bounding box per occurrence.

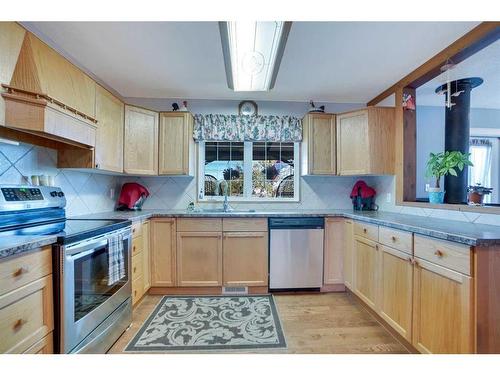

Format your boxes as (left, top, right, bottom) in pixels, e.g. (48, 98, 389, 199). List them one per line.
(204, 142, 244, 197)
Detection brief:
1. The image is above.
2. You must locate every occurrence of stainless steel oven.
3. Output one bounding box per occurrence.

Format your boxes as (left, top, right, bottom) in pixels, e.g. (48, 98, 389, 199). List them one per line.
(57, 227, 132, 353)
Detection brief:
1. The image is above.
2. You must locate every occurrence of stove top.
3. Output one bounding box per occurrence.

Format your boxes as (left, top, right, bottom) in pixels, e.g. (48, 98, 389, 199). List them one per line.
(0, 218, 131, 245)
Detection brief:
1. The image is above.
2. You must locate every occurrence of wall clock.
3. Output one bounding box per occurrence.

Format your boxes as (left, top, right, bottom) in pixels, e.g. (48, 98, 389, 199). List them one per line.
(239, 100, 258, 116)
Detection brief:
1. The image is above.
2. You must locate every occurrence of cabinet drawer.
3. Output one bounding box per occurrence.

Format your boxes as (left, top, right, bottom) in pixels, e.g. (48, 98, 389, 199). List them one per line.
(177, 218, 222, 232)
(353, 221, 379, 242)
(414, 235, 471, 275)
(132, 275, 144, 305)
(379, 226, 413, 254)
(23, 332, 53, 354)
(131, 253, 143, 280)
(131, 236, 143, 256)
(0, 247, 52, 296)
(131, 222, 142, 238)
(0, 275, 53, 353)
(223, 218, 267, 232)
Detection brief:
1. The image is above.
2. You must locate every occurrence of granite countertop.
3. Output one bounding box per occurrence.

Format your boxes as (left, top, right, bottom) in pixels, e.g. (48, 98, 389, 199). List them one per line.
(0, 234, 57, 259)
(2, 208, 500, 260)
(73, 209, 500, 247)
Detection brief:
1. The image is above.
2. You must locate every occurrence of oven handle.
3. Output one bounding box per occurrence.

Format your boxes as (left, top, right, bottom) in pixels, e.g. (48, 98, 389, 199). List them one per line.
(66, 239, 109, 258)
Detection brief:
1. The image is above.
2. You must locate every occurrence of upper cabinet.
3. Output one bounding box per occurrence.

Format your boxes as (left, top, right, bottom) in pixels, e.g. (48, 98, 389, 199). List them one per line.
(0, 22, 26, 126)
(94, 85, 124, 172)
(337, 107, 395, 175)
(301, 113, 336, 175)
(10, 33, 96, 118)
(158, 112, 195, 176)
(124, 105, 159, 175)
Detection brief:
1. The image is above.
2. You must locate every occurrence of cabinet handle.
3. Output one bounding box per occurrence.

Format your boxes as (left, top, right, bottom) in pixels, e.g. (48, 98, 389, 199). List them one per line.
(391, 236, 397, 242)
(434, 250, 444, 258)
(133, 267, 137, 273)
(375, 244, 379, 251)
(134, 290, 137, 296)
(13, 319, 26, 330)
(12, 267, 28, 277)
(133, 246, 136, 252)
(408, 257, 413, 263)
(363, 228, 367, 233)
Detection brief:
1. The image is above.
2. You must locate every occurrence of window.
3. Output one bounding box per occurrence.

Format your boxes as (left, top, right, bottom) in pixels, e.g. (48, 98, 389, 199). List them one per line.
(198, 141, 299, 201)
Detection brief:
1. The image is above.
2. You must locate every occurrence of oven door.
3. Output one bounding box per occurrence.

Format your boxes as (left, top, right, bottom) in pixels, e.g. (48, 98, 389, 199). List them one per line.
(60, 229, 131, 353)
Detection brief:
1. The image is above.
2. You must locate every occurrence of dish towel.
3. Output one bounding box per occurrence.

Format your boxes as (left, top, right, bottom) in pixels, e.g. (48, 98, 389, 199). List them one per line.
(107, 233, 125, 286)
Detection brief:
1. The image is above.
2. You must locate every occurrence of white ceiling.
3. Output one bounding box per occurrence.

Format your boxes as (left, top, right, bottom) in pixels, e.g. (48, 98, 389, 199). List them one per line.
(23, 21, 480, 103)
(417, 39, 500, 109)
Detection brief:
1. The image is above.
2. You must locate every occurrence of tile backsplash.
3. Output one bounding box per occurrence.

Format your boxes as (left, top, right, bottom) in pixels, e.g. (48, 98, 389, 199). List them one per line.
(1, 141, 499, 227)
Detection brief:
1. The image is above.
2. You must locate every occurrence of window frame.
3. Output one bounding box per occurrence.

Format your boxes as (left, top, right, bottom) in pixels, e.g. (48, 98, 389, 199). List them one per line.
(197, 141, 300, 202)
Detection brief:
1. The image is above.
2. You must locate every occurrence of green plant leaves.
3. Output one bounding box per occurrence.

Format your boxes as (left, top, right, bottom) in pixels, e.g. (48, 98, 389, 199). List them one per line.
(425, 150, 473, 184)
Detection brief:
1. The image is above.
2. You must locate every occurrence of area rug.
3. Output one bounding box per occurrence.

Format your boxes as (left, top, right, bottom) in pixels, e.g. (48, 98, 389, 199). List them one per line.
(124, 295, 287, 352)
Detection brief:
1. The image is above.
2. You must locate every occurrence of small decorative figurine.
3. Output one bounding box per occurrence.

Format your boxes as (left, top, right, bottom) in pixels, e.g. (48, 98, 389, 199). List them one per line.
(180, 100, 188, 112)
(172, 102, 179, 111)
(308, 100, 325, 113)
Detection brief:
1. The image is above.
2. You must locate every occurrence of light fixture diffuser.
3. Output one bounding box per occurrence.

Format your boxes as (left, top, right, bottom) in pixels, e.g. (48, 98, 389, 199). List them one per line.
(219, 21, 292, 91)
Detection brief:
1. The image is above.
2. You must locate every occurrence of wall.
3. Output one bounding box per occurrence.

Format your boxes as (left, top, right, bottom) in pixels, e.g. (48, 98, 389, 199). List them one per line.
(124, 98, 363, 117)
(0, 142, 120, 217)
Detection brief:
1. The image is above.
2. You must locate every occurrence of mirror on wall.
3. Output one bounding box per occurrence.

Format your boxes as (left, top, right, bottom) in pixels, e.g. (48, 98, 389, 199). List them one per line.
(415, 38, 500, 206)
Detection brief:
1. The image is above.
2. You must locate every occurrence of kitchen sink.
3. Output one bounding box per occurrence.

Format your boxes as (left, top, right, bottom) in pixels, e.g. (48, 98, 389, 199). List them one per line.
(191, 208, 256, 213)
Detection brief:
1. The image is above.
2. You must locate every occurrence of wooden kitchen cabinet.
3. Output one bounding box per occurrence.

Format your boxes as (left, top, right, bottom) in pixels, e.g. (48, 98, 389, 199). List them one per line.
(150, 218, 177, 287)
(336, 107, 394, 175)
(124, 105, 159, 175)
(0, 22, 26, 127)
(343, 219, 354, 289)
(158, 112, 195, 175)
(142, 220, 151, 292)
(353, 235, 378, 310)
(94, 85, 124, 172)
(223, 232, 268, 287)
(378, 245, 413, 341)
(412, 258, 473, 354)
(323, 218, 344, 287)
(301, 113, 336, 175)
(176, 232, 223, 287)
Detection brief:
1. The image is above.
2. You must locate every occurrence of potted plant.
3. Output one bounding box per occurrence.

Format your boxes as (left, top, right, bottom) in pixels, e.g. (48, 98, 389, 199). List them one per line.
(425, 151, 473, 204)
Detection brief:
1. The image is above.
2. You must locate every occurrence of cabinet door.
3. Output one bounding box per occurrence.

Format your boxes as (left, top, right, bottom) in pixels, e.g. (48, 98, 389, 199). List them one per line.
(343, 220, 354, 289)
(223, 232, 268, 286)
(124, 105, 158, 175)
(378, 245, 413, 341)
(150, 219, 176, 287)
(337, 111, 369, 175)
(308, 114, 336, 174)
(158, 112, 193, 175)
(353, 236, 378, 309)
(324, 218, 344, 285)
(412, 258, 473, 354)
(177, 232, 222, 287)
(142, 221, 151, 292)
(94, 85, 124, 172)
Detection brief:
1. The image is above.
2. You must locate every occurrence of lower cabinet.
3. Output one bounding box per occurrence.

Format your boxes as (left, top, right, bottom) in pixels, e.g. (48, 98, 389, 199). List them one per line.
(23, 332, 53, 354)
(343, 220, 354, 289)
(150, 218, 177, 287)
(353, 235, 378, 310)
(142, 220, 151, 291)
(323, 218, 344, 286)
(378, 245, 413, 341)
(412, 258, 473, 354)
(176, 232, 223, 287)
(131, 220, 152, 305)
(223, 232, 268, 286)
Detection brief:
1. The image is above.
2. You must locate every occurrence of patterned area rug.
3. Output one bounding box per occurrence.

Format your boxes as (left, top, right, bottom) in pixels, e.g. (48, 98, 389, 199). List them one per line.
(125, 295, 286, 352)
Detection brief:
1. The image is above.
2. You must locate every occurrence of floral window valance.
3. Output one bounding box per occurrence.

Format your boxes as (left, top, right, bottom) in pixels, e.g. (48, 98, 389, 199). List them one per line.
(193, 114, 302, 142)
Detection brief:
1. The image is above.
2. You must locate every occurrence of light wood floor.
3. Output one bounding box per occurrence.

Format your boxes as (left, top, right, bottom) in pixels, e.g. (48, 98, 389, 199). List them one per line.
(108, 292, 408, 354)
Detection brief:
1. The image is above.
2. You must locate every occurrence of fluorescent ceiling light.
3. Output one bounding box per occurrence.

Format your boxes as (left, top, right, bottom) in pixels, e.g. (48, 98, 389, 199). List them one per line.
(219, 21, 292, 92)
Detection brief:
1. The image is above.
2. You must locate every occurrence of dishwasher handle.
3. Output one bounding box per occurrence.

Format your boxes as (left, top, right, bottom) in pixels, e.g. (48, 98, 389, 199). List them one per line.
(269, 217, 324, 229)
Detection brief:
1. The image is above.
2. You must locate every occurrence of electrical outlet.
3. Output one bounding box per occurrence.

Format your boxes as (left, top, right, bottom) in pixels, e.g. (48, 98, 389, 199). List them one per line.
(386, 193, 392, 203)
(109, 188, 115, 199)
(425, 183, 430, 192)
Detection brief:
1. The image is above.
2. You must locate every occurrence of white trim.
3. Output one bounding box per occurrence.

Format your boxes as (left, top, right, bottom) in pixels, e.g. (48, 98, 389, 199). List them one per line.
(470, 128, 500, 137)
(197, 141, 300, 202)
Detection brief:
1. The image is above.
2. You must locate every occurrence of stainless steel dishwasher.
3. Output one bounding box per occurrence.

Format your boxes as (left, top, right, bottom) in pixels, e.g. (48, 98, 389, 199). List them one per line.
(269, 217, 324, 291)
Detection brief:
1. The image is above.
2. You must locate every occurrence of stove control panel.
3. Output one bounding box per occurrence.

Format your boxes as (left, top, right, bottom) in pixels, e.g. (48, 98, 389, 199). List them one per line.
(0, 185, 66, 210)
(1, 187, 44, 201)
